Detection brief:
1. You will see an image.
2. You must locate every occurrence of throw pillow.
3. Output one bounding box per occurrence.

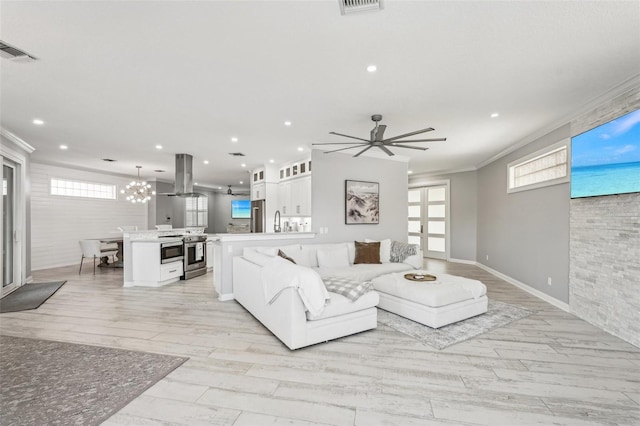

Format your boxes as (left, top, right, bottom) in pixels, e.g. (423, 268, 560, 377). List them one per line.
(317, 244, 350, 269)
(323, 277, 373, 302)
(364, 238, 391, 263)
(354, 241, 381, 264)
(277, 249, 296, 264)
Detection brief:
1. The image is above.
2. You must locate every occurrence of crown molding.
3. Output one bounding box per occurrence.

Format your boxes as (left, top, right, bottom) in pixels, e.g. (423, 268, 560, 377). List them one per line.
(0, 128, 35, 153)
(475, 73, 640, 170)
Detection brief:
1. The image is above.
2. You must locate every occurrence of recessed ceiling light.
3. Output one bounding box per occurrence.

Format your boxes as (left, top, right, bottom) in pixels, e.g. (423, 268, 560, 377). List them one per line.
(367, 64, 377, 73)
(284, 121, 292, 126)
(154, 169, 165, 173)
(155, 144, 163, 149)
(59, 145, 68, 150)
(241, 163, 246, 168)
(194, 182, 198, 185)
(102, 158, 117, 162)
(491, 113, 499, 118)
(204, 160, 209, 164)
(297, 147, 304, 152)
(231, 137, 238, 142)
(239, 181, 244, 184)
(408, 170, 413, 174)
(218, 186, 222, 190)
(269, 159, 275, 164)
(32, 119, 44, 125)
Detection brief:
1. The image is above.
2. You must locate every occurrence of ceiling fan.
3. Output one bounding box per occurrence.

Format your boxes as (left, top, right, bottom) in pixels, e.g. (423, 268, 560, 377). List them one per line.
(313, 114, 446, 157)
(226, 185, 249, 196)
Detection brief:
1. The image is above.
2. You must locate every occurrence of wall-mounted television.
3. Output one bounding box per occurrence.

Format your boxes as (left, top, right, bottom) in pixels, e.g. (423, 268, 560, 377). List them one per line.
(571, 109, 640, 198)
(231, 199, 251, 219)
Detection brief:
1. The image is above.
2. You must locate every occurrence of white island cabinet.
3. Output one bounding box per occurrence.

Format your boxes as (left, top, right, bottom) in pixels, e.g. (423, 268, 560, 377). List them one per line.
(131, 240, 183, 287)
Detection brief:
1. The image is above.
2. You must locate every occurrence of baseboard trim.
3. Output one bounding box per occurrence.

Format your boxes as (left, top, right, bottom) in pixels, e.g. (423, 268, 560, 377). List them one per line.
(476, 262, 570, 313)
(448, 258, 477, 265)
(218, 293, 234, 302)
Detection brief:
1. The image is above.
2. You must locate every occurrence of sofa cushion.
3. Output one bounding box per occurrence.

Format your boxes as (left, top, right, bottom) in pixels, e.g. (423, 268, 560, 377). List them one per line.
(317, 245, 350, 268)
(306, 290, 379, 321)
(354, 241, 381, 264)
(365, 238, 392, 263)
(243, 250, 274, 266)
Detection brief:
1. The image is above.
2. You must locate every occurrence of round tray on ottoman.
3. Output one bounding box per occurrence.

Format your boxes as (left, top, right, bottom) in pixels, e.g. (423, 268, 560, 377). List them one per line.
(404, 273, 437, 282)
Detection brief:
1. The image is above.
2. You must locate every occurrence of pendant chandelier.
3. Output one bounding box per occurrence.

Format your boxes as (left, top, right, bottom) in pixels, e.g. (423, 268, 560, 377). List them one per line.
(121, 165, 155, 203)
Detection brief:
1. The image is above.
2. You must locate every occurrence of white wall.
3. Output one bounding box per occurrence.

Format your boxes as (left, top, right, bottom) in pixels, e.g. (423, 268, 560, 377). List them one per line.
(30, 163, 148, 270)
(311, 150, 408, 244)
(477, 125, 571, 303)
(212, 192, 250, 233)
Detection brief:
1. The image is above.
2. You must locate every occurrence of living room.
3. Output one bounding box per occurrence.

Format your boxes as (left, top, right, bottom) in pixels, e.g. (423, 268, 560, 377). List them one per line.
(1, 1, 639, 425)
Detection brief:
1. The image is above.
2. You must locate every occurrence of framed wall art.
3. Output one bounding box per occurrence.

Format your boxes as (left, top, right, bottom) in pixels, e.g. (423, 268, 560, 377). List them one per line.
(345, 180, 379, 224)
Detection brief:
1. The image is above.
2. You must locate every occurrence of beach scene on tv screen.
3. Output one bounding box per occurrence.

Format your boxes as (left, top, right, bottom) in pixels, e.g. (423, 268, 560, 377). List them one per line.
(571, 109, 640, 198)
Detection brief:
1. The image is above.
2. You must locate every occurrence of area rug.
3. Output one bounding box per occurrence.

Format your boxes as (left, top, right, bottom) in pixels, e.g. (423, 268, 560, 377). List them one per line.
(0, 281, 66, 313)
(0, 335, 188, 425)
(378, 300, 534, 350)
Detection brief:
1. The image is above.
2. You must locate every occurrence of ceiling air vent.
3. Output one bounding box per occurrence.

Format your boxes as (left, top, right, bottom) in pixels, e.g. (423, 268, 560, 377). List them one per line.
(228, 152, 245, 157)
(0, 40, 37, 62)
(339, 0, 383, 15)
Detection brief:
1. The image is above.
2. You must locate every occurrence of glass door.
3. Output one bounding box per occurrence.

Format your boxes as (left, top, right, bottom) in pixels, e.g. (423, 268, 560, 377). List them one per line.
(2, 161, 17, 296)
(407, 183, 449, 260)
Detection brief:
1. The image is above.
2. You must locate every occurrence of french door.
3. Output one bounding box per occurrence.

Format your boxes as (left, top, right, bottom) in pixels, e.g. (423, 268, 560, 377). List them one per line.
(2, 158, 19, 296)
(408, 182, 450, 260)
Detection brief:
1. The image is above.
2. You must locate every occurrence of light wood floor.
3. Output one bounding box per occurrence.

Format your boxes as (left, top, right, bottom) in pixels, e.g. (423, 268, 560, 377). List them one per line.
(1, 260, 639, 425)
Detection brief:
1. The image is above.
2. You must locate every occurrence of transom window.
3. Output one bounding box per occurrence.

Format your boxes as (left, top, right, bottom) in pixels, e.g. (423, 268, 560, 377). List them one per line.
(50, 178, 116, 199)
(507, 140, 570, 193)
(186, 196, 208, 227)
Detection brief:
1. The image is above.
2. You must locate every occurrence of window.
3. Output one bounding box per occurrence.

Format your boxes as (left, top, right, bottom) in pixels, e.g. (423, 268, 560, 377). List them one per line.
(50, 178, 116, 199)
(507, 140, 570, 193)
(186, 196, 208, 227)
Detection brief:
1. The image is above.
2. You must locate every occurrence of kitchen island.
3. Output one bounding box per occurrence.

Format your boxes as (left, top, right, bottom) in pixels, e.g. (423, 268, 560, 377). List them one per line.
(210, 232, 316, 301)
(122, 228, 205, 288)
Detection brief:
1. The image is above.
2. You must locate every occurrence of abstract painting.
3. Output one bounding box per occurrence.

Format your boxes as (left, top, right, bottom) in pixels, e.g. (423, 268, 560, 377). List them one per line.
(345, 180, 379, 224)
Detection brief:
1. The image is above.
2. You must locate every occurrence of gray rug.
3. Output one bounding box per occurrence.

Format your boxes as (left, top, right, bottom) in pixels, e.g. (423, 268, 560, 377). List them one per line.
(0, 281, 66, 313)
(378, 300, 533, 350)
(0, 335, 188, 425)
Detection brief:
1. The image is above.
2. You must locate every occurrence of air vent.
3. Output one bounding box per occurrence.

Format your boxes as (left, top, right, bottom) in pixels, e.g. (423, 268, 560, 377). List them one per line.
(102, 158, 117, 162)
(0, 40, 37, 62)
(228, 152, 245, 157)
(339, 0, 383, 15)
(154, 169, 165, 173)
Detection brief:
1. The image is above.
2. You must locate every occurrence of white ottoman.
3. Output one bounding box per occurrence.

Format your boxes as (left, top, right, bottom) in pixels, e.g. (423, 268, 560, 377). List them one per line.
(372, 271, 488, 328)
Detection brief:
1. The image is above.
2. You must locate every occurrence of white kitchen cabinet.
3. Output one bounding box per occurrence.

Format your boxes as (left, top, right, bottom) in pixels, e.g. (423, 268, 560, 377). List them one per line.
(206, 239, 214, 270)
(251, 182, 265, 200)
(132, 241, 183, 286)
(279, 176, 310, 217)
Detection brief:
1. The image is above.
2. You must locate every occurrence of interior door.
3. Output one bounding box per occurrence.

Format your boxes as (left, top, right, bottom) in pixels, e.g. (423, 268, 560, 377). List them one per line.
(408, 183, 449, 260)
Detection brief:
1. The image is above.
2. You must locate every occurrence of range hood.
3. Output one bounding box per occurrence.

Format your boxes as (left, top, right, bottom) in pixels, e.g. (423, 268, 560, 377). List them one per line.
(163, 154, 205, 197)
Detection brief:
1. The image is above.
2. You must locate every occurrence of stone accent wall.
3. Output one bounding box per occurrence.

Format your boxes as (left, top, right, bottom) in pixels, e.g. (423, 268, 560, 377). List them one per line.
(569, 86, 640, 347)
(570, 193, 640, 347)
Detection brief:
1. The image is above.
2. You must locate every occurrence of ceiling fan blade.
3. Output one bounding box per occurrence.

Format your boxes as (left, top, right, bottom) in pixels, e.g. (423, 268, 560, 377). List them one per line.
(312, 142, 368, 145)
(354, 145, 374, 157)
(382, 127, 434, 143)
(387, 144, 429, 151)
(378, 144, 395, 156)
(329, 132, 371, 142)
(323, 144, 369, 154)
(388, 137, 447, 143)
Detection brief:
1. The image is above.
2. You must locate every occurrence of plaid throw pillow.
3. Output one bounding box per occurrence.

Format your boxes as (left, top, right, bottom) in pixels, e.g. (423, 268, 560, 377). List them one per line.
(323, 277, 373, 302)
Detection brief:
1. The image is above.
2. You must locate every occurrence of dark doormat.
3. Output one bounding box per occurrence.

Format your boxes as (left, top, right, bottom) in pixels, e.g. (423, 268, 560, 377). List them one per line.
(0, 281, 66, 313)
(0, 335, 188, 425)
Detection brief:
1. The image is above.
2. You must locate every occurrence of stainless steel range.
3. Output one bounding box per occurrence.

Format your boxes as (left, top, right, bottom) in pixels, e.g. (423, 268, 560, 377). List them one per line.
(181, 234, 207, 280)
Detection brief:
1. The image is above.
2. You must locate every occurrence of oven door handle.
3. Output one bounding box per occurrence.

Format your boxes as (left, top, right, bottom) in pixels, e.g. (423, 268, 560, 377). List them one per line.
(161, 241, 183, 248)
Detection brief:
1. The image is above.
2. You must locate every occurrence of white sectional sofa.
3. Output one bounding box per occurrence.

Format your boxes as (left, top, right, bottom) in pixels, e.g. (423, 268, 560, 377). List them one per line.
(232, 241, 422, 350)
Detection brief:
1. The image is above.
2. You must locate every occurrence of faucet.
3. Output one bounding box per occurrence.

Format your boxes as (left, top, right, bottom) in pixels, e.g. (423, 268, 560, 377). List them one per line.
(274, 210, 281, 233)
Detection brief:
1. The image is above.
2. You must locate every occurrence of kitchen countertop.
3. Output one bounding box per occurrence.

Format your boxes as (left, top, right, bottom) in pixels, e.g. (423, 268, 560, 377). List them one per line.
(212, 232, 316, 242)
(131, 238, 184, 244)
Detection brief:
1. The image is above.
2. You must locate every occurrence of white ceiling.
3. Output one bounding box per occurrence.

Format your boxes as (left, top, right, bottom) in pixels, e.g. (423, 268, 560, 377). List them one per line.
(2, 1, 639, 190)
